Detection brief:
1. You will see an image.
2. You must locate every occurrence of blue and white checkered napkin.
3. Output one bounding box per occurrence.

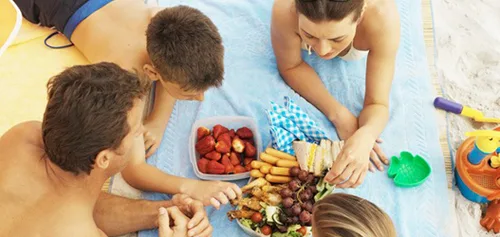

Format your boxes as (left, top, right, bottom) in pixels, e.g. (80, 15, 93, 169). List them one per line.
(266, 96, 328, 155)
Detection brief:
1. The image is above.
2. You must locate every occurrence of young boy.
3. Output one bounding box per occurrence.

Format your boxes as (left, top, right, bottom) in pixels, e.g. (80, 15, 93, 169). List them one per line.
(14, 0, 240, 208)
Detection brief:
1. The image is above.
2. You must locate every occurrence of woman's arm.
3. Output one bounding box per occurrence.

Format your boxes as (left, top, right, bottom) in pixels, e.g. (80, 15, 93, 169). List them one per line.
(271, 1, 356, 138)
(325, 7, 400, 188)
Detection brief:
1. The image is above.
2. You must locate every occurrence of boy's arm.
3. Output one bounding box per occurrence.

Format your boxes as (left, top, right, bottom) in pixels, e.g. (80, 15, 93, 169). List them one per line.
(121, 136, 242, 209)
(144, 83, 177, 157)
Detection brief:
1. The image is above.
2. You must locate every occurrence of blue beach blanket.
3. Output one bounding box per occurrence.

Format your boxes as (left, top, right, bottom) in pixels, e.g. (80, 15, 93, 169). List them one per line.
(136, 0, 452, 236)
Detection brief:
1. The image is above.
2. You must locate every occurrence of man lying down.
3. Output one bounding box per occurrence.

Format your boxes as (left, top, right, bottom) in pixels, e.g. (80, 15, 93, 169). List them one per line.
(0, 63, 211, 237)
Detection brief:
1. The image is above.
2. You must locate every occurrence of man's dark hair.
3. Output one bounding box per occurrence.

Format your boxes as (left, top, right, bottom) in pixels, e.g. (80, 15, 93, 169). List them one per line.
(42, 62, 150, 175)
(146, 5, 224, 91)
(295, 0, 365, 22)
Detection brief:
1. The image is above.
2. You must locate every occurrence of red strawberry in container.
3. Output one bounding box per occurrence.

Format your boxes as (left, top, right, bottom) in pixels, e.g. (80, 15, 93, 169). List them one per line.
(232, 137, 245, 153)
(236, 127, 253, 139)
(195, 135, 215, 155)
(207, 160, 225, 174)
(213, 124, 229, 139)
(197, 126, 210, 141)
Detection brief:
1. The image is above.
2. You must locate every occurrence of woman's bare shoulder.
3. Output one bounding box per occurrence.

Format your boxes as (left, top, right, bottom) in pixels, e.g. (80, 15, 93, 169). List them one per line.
(362, 0, 400, 47)
(272, 0, 298, 33)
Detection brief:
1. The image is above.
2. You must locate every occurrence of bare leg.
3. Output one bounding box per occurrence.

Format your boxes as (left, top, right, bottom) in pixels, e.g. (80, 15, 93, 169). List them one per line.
(94, 192, 171, 236)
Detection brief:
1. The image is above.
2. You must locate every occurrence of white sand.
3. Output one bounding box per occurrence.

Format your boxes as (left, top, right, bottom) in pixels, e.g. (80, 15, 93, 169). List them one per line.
(433, 0, 500, 236)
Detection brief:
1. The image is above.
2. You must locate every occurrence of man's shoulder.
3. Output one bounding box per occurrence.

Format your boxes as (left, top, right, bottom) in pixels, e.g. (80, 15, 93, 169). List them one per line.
(0, 121, 42, 147)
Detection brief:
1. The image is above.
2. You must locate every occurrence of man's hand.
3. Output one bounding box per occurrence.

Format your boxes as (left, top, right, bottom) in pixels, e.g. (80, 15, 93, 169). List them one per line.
(183, 180, 242, 210)
(170, 194, 212, 237)
(158, 207, 189, 237)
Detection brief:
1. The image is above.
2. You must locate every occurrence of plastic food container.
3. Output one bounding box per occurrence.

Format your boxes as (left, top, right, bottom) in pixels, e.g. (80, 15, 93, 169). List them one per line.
(189, 116, 263, 181)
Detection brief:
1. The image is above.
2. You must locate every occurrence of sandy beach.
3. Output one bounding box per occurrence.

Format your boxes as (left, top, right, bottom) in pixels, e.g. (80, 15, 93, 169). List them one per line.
(433, 0, 500, 236)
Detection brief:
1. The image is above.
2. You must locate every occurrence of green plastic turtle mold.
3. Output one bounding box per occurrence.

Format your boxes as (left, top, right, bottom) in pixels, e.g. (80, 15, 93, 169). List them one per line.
(387, 151, 432, 187)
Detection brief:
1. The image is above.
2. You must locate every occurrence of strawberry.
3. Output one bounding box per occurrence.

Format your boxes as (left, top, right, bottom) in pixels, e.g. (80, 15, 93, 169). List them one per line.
(195, 135, 215, 155)
(242, 139, 255, 145)
(228, 129, 236, 138)
(224, 163, 235, 174)
(217, 133, 231, 147)
(205, 151, 222, 161)
(207, 160, 225, 174)
(245, 163, 253, 171)
(234, 165, 247, 174)
(221, 154, 231, 166)
(230, 152, 241, 166)
(236, 127, 253, 139)
(197, 126, 210, 141)
(243, 157, 254, 166)
(232, 136, 245, 153)
(215, 140, 231, 153)
(197, 158, 210, 173)
(213, 124, 229, 139)
(244, 142, 257, 157)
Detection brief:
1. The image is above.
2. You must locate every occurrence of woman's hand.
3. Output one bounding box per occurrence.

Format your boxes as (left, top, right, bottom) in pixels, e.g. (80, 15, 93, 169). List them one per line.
(330, 108, 388, 171)
(324, 129, 376, 188)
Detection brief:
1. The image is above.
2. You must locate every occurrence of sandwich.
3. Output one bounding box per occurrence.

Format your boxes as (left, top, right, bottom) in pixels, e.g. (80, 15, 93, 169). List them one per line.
(292, 139, 344, 176)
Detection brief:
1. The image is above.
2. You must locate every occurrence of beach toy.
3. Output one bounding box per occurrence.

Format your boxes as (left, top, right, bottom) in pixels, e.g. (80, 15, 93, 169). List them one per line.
(455, 127, 500, 233)
(433, 97, 500, 123)
(387, 151, 431, 187)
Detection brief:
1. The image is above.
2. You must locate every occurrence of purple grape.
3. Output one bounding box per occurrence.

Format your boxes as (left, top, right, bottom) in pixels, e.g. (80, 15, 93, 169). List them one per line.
(308, 185, 317, 194)
(292, 203, 302, 216)
(289, 180, 301, 191)
(282, 197, 294, 208)
(299, 210, 312, 223)
(301, 201, 313, 212)
(284, 207, 294, 216)
(290, 167, 300, 177)
(306, 174, 315, 183)
(291, 216, 299, 224)
(299, 191, 312, 201)
(279, 213, 288, 223)
(277, 225, 288, 233)
(285, 217, 294, 224)
(304, 189, 313, 199)
(298, 170, 309, 182)
(280, 188, 293, 198)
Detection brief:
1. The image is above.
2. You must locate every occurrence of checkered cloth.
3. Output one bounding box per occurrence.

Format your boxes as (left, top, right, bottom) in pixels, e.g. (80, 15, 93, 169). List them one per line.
(266, 96, 328, 155)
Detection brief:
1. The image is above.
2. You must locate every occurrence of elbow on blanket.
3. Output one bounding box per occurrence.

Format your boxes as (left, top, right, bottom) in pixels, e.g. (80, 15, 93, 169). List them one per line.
(120, 164, 146, 190)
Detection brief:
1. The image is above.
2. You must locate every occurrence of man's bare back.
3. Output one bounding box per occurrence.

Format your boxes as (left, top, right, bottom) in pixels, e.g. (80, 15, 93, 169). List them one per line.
(0, 122, 106, 237)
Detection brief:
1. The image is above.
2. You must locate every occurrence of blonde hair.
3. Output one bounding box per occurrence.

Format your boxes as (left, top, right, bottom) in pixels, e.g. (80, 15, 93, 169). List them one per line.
(312, 193, 396, 237)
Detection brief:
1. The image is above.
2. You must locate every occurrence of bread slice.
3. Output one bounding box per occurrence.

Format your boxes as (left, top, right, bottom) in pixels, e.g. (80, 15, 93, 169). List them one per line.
(292, 141, 317, 172)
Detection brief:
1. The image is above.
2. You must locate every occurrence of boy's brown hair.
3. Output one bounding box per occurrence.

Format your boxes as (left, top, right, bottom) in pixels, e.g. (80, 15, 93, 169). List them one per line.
(42, 62, 150, 175)
(295, 0, 365, 22)
(146, 6, 224, 91)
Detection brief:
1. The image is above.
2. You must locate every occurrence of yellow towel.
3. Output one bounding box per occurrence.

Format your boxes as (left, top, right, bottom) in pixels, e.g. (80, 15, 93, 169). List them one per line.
(0, 3, 89, 134)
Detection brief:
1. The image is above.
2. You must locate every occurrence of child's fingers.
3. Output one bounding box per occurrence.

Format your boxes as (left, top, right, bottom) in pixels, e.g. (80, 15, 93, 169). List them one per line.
(215, 192, 229, 206)
(158, 207, 173, 237)
(223, 186, 237, 200)
(210, 197, 221, 210)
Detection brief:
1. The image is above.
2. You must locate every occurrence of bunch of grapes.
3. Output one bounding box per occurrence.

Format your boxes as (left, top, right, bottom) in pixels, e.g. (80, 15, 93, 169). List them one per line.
(279, 167, 319, 227)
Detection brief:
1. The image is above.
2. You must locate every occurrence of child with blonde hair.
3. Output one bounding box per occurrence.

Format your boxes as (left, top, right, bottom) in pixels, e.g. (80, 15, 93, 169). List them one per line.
(312, 193, 396, 237)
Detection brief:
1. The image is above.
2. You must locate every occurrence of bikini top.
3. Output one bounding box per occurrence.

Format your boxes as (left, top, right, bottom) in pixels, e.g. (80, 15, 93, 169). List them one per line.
(302, 41, 369, 61)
